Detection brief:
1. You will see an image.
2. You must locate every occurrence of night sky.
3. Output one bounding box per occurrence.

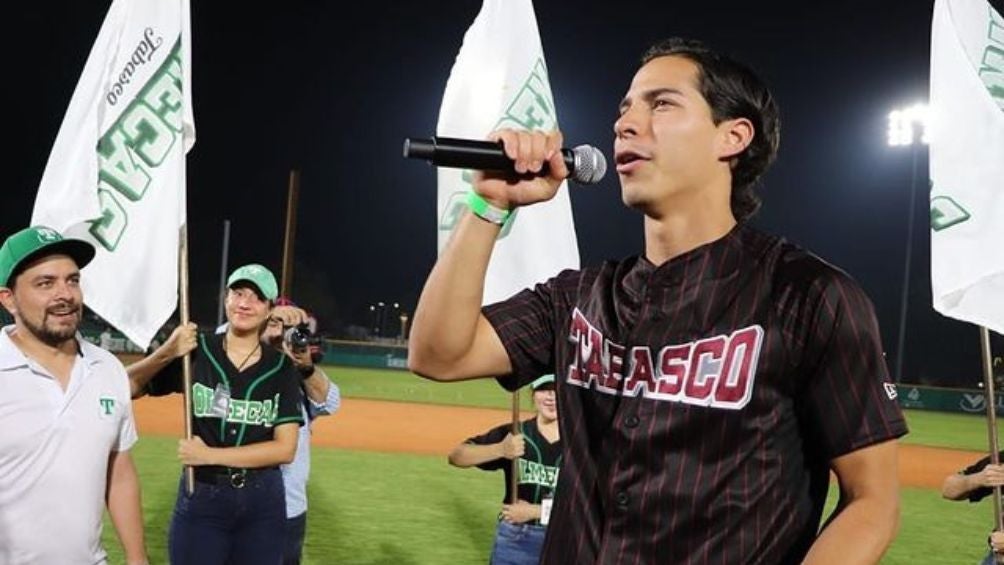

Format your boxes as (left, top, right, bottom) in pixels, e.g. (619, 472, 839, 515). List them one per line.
(8, 1, 1003, 386)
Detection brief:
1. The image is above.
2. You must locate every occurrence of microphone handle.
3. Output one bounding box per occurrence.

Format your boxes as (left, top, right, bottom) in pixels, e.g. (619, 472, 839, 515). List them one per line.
(404, 136, 573, 173)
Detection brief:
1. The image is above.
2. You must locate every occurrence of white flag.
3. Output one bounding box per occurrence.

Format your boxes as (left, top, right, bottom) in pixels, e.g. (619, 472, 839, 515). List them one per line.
(436, 0, 579, 305)
(31, 0, 195, 348)
(930, 0, 1004, 334)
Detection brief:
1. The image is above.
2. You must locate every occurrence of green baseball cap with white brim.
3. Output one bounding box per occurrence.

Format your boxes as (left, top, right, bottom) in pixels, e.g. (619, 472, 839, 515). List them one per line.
(0, 226, 96, 287)
(227, 264, 278, 301)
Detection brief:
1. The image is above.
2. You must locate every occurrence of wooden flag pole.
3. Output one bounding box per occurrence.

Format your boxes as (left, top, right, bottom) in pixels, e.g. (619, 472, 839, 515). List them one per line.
(979, 327, 1003, 542)
(510, 390, 520, 505)
(280, 169, 300, 297)
(179, 224, 195, 495)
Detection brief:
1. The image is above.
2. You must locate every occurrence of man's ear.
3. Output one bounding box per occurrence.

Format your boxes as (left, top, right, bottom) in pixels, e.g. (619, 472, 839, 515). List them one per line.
(718, 117, 754, 162)
(0, 288, 17, 317)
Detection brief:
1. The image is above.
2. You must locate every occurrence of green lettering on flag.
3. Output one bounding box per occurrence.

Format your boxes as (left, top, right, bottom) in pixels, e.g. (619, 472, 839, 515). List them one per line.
(931, 194, 972, 231)
(439, 58, 555, 241)
(981, 6, 1004, 108)
(438, 192, 467, 232)
(90, 38, 185, 251)
(143, 61, 185, 133)
(89, 187, 129, 250)
(98, 128, 152, 202)
(498, 60, 556, 131)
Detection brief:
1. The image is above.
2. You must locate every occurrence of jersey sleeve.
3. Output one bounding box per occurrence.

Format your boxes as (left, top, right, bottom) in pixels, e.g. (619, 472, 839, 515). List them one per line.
(145, 332, 209, 397)
(962, 454, 996, 502)
(273, 361, 305, 427)
(466, 423, 512, 471)
(483, 270, 578, 391)
(113, 363, 138, 452)
(793, 267, 908, 460)
(963, 454, 992, 475)
(145, 356, 184, 396)
(114, 398, 139, 452)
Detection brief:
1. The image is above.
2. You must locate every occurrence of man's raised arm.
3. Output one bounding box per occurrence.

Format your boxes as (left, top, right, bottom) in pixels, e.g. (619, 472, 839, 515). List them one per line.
(408, 129, 567, 381)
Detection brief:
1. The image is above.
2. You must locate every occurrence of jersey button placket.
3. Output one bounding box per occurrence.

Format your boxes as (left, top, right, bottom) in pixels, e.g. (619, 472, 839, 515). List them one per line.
(615, 490, 630, 509)
(624, 414, 640, 428)
(646, 277, 664, 322)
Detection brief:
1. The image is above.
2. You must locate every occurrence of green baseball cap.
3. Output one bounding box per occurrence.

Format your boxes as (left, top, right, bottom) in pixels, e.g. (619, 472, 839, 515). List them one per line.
(530, 374, 556, 391)
(227, 264, 278, 301)
(0, 226, 96, 287)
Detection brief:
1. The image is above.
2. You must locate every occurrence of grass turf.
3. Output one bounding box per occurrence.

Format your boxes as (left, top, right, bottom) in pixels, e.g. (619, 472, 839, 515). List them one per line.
(324, 366, 534, 411)
(97, 368, 1003, 563)
(902, 408, 1003, 452)
(102, 436, 502, 564)
(105, 437, 997, 564)
(331, 366, 1004, 455)
(820, 485, 992, 564)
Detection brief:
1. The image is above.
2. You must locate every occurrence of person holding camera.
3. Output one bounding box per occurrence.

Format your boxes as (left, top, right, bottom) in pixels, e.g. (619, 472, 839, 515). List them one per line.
(261, 296, 340, 565)
(127, 264, 304, 564)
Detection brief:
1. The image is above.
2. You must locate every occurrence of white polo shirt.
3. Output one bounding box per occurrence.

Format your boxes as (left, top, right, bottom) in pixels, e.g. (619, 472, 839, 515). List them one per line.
(0, 325, 137, 565)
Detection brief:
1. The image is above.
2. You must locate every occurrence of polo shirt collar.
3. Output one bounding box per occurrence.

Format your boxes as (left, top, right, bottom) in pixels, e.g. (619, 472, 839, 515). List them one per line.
(0, 324, 101, 371)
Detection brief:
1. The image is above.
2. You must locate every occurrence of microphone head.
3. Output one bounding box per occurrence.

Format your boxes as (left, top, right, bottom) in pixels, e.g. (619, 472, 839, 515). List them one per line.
(570, 145, 607, 185)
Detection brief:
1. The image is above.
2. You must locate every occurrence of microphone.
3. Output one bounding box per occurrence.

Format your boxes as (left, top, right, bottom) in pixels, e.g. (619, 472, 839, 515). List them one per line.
(403, 136, 607, 185)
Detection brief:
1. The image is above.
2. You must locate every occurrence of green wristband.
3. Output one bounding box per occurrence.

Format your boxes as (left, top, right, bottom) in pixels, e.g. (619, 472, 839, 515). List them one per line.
(467, 191, 512, 225)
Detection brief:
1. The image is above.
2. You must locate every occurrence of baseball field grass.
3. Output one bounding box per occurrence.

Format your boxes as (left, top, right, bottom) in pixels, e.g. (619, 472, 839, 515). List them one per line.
(331, 366, 535, 411)
(103, 436, 503, 564)
(100, 438, 996, 564)
(99, 367, 1003, 563)
(326, 367, 1004, 450)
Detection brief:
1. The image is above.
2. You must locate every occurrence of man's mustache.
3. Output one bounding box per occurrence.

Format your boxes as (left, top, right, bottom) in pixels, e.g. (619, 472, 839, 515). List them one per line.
(44, 302, 82, 316)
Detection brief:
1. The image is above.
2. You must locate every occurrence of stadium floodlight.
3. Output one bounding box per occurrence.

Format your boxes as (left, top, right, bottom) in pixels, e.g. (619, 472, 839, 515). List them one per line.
(887, 103, 930, 147)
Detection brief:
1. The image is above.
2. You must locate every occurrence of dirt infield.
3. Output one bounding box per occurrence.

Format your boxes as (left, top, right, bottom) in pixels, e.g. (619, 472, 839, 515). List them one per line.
(133, 395, 973, 489)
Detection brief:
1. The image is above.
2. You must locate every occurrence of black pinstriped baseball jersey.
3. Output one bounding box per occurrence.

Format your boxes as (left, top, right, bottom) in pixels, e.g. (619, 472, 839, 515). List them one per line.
(483, 224, 908, 564)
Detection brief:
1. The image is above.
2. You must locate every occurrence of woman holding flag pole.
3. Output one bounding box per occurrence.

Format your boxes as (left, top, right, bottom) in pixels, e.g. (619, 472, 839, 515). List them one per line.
(128, 264, 304, 565)
(448, 374, 562, 565)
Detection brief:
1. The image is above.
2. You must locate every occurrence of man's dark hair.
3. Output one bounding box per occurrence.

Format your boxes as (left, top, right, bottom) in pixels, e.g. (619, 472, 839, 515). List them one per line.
(642, 38, 780, 222)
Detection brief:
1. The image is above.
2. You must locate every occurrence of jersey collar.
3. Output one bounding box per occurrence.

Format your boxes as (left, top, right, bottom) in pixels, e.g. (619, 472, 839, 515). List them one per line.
(0, 324, 101, 371)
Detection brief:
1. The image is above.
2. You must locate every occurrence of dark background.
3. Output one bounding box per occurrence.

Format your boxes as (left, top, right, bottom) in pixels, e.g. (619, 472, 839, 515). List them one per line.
(7, 1, 1004, 386)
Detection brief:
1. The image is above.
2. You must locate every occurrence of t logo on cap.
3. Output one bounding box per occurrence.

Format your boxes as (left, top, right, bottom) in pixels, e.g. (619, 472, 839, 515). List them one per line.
(36, 228, 60, 242)
(0, 226, 96, 287)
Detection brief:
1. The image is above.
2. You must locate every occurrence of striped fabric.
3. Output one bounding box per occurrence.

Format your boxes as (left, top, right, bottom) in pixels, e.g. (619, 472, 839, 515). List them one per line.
(483, 223, 907, 564)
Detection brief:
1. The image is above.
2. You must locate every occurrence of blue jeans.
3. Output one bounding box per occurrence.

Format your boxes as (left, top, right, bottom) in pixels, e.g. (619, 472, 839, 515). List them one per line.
(489, 521, 547, 565)
(168, 468, 287, 565)
(282, 512, 307, 565)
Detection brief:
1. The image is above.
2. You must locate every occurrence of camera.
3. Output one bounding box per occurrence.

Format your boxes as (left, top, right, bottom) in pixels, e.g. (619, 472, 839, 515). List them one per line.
(284, 323, 312, 352)
(283, 322, 324, 363)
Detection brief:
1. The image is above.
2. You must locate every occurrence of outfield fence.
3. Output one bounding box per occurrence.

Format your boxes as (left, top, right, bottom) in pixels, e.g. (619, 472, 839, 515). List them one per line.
(322, 339, 408, 370)
(897, 383, 1004, 415)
